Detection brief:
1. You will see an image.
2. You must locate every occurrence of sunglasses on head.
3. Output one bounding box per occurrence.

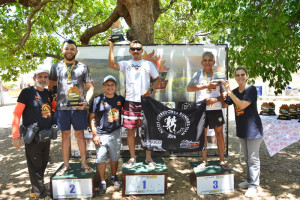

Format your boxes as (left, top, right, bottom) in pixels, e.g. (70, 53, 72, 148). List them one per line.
(130, 47, 142, 51)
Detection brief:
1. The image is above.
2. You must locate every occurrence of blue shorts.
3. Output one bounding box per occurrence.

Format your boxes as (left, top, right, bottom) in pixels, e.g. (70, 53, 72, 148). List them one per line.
(95, 129, 121, 163)
(55, 110, 88, 131)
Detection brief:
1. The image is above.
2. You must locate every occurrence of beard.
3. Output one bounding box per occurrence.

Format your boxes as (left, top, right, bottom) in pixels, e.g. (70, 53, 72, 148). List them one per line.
(36, 82, 47, 88)
(64, 54, 76, 61)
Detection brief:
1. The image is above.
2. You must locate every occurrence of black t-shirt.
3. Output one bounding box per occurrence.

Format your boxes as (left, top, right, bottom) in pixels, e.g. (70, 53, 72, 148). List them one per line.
(89, 93, 125, 135)
(17, 86, 53, 129)
(224, 85, 263, 139)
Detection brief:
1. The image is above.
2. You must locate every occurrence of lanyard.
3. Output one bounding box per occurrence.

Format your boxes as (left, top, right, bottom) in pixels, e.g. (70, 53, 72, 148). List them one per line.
(204, 71, 213, 83)
(64, 62, 76, 79)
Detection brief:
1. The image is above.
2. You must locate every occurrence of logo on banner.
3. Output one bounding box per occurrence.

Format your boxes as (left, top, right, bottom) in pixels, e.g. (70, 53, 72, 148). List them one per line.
(156, 110, 190, 138)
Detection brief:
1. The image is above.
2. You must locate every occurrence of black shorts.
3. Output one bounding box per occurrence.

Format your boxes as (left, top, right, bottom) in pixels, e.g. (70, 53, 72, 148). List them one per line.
(205, 110, 224, 129)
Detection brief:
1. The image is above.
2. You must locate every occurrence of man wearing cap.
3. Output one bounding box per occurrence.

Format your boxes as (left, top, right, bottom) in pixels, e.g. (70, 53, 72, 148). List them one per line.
(108, 39, 161, 168)
(88, 75, 125, 195)
(12, 67, 53, 199)
(48, 39, 94, 175)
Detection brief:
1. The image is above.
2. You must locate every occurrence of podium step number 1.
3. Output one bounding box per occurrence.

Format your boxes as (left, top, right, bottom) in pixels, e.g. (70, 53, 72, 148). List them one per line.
(125, 175, 165, 195)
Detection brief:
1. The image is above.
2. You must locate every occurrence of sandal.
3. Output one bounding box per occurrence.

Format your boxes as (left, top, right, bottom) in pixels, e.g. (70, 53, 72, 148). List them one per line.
(56, 166, 71, 176)
(145, 160, 156, 168)
(81, 166, 94, 174)
(197, 162, 207, 170)
(124, 158, 136, 168)
(220, 161, 230, 170)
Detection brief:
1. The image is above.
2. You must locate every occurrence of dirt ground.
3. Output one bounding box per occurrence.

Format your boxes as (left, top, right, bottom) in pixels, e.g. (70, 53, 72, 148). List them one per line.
(0, 102, 299, 200)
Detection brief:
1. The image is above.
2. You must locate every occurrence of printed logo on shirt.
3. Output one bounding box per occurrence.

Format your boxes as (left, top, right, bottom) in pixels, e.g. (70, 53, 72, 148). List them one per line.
(117, 101, 122, 106)
(41, 104, 51, 118)
(107, 108, 119, 122)
(35, 95, 40, 101)
(235, 105, 244, 116)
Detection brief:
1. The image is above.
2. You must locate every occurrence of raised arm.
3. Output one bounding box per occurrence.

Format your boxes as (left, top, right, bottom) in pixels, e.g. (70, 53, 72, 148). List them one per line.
(108, 39, 120, 70)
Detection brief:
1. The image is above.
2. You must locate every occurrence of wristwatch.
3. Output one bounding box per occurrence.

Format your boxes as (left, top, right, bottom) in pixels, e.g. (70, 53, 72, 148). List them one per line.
(148, 88, 153, 94)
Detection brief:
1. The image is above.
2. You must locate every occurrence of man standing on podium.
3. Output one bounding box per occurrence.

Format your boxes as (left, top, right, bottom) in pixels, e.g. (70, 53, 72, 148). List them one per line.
(108, 38, 161, 168)
(49, 39, 94, 176)
(187, 51, 229, 170)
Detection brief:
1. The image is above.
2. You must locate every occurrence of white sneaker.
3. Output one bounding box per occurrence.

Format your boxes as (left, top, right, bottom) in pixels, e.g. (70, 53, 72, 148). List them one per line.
(245, 187, 257, 197)
(238, 181, 250, 189)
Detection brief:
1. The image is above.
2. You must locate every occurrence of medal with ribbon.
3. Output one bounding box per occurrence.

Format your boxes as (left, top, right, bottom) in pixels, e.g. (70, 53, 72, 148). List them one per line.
(204, 71, 213, 94)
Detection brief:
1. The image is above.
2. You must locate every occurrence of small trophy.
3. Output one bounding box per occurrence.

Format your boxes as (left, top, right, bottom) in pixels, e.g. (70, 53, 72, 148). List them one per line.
(268, 102, 276, 115)
(277, 104, 290, 120)
(67, 86, 81, 106)
(259, 102, 269, 115)
(213, 66, 226, 83)
(109, 22, 125, 43)
(289, 104, 298, 119)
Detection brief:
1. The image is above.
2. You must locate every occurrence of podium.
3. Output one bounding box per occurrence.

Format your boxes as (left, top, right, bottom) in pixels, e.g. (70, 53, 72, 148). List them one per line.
(122, 157, 167, 196)
(51, 163, 97, 199)
(190, 161, 234, 195)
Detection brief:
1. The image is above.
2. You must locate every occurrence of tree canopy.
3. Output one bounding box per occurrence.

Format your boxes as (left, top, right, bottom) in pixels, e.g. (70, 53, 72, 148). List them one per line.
(0, 0, 299, 94)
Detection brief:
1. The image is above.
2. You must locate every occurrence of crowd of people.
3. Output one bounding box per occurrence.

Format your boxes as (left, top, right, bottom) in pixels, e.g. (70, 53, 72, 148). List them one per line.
(11, 38, 262, 199)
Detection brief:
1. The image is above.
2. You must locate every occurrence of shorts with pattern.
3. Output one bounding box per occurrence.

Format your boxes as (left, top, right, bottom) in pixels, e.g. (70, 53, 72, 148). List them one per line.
(122, 101, 142, 129)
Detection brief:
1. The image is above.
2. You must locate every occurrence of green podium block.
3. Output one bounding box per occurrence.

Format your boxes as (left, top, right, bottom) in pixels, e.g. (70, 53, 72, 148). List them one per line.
(51, 163, 97, 199)
(122, 157, 168, 196)
(190, 161, 234, 195)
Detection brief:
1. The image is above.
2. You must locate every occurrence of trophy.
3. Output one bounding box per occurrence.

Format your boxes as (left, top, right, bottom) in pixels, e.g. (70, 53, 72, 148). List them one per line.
(67, 86, 81, 106)
(289, 104, 298, 119)
(296, 104, 300, 119)
(268, 102, 276, 115)
(277, 104, 290, 120)
(109, 22, 125, 43)
(213, 66, 226, 83)
(260, 102, 269, 115)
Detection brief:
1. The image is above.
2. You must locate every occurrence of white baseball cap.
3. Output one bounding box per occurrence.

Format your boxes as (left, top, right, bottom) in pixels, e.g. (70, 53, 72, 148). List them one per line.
(103, 75, 117, 84)
(34, 67, 49, 75)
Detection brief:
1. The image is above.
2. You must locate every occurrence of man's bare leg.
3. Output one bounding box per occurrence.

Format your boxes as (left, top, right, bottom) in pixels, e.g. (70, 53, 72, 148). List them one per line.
(75, 130, 90, 169)
(110, 161, 118, 176)
(127, 128, 136, 160)
(214, 125, 226, 164)
(198, 128, 208, 169)
(61, 130, 71, 168)
(97, 162, 106, 182)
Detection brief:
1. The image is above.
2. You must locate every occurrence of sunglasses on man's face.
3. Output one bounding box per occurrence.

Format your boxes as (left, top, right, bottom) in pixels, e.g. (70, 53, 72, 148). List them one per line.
(130, 47, 142, 51)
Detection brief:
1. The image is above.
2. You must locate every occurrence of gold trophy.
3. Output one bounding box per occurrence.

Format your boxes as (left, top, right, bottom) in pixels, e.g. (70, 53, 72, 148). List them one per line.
(277, 104, 290, 120)
(289, 104, 298, 119)
(213, 66, 226, 83)
(260, 102, 269, 115)
(268, 102, 276, 115)
(67, 86, 81, 106)
(296, 103, 300, 120)
(109, 22, 125, 43)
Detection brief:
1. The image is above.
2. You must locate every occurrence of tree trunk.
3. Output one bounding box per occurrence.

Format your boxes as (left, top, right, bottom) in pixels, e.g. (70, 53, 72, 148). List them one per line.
(122, 0, 155, 43)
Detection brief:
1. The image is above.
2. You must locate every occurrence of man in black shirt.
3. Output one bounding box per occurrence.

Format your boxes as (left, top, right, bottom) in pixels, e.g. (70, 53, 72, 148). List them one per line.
(89, 75, 125, 195)
(12, 67, 53, 199)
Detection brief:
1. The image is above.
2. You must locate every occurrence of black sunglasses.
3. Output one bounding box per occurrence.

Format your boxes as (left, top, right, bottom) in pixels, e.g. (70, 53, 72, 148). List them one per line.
(130, 47, 142, 51)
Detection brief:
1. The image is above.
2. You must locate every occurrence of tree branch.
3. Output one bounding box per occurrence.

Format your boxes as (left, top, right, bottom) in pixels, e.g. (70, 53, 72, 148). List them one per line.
(65, 0, 74, 32)
(80, 4, 121, 45)
(13, 0, 51, 54)
(0, 0, 41, 7)
(27, 52, 63, 60)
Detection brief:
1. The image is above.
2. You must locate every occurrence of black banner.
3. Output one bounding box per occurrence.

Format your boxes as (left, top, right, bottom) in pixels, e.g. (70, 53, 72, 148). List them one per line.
(141, 97, 206, 152)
